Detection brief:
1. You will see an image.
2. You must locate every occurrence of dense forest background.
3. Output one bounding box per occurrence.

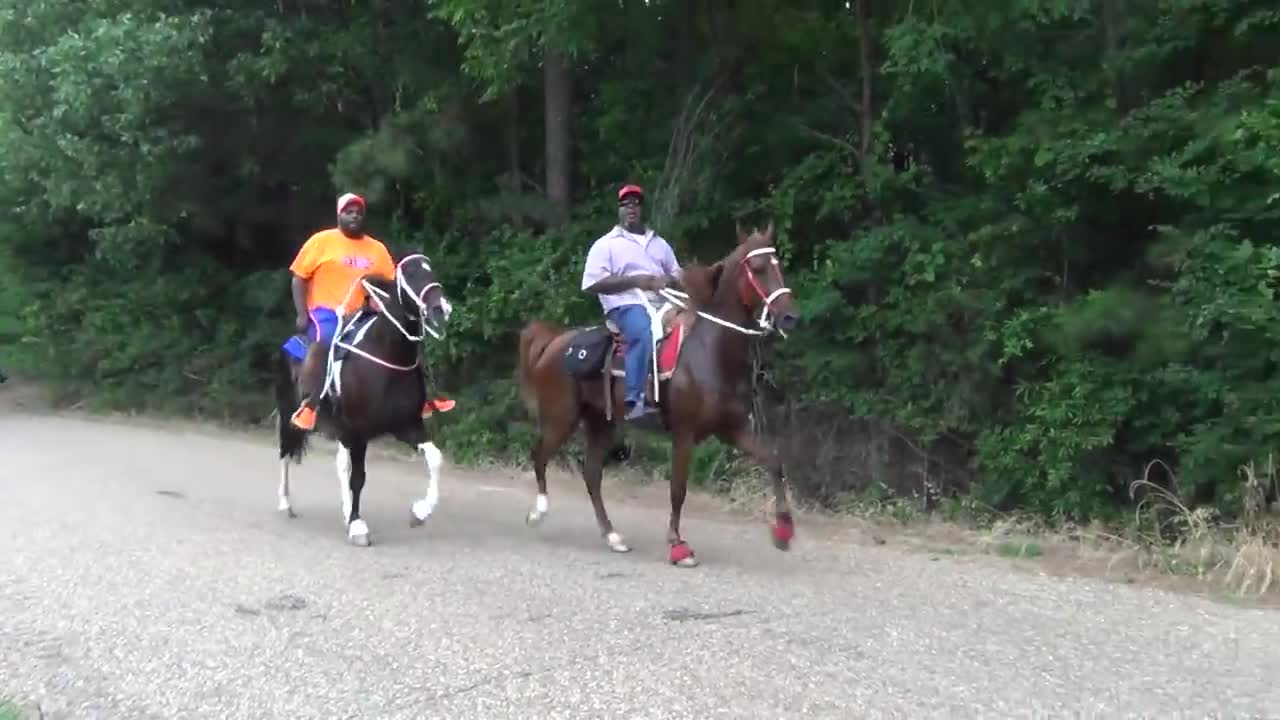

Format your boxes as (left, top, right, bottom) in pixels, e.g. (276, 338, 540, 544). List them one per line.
(1, 0, 1278, 523)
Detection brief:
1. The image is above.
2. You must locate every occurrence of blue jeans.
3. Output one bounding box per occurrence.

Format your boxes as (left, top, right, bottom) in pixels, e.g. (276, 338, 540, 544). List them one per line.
(606, 304, 652, 407)
(281, 306, 340, 361)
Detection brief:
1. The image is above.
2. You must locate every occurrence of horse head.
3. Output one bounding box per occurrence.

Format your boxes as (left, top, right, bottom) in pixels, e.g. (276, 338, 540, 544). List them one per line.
(362, 253, 452, 342)
(685, 222, 798, 335)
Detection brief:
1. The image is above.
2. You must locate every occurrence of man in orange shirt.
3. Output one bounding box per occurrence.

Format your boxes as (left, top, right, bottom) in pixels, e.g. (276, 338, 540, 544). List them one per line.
(283, 192, 454, 431)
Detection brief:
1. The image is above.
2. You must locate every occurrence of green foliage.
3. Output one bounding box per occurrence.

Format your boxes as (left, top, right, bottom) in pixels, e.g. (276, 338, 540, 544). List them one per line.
(2, 0, 1279, 523)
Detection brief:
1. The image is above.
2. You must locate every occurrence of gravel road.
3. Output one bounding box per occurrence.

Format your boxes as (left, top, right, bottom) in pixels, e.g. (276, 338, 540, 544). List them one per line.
(2, 410, 1278, 719)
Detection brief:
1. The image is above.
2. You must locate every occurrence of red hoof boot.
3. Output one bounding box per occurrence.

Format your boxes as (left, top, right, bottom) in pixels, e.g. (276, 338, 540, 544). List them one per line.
(669, 540, 698, 568)
(771, 514, 795, 551)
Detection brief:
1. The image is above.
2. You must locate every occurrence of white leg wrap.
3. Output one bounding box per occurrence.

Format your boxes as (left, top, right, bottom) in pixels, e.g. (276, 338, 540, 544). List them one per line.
(526, 492, 549, 525)
(606, 531, 630, 552)
(277, 458, 292, 512)
(336, 444, 352, 524)
(412, 442, 444, 522)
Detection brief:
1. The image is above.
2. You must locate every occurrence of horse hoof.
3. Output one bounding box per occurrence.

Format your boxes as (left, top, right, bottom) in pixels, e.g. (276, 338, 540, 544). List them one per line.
(526, 510, 545, 527)
(771, 515, 795, 551)
(669, 542, 698, 567)
(606, 532, 630, 553)
(410, 500, 435, 528)
(348, 520, 371, 547)
(279, 507, 297, 519)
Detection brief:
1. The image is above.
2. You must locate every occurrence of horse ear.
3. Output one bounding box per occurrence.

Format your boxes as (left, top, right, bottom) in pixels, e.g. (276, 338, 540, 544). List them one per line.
(763, 221, 775, 243)
(708, 261, 726, 290)
(735, 222, 748, 246)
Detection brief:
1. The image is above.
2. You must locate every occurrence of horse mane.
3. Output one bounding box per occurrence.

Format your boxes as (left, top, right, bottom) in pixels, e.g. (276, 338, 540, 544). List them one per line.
(362, 273, 396, 296)
(359, 272, 413, 321)
(679, 262, 722, 307)
(679, 226, 773, 308)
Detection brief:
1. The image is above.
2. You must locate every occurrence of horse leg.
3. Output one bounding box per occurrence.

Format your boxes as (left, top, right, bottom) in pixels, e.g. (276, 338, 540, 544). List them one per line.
(409, 440, 444, 527)
(583, 415, 629, 553)
(277, 456, 296, 518)
(337, 440, 372, 546)
(667, 434, 699, 567)
(274, 356, 306, 518)
(720, 424, 795, 551)
(526, 412, 578, 527)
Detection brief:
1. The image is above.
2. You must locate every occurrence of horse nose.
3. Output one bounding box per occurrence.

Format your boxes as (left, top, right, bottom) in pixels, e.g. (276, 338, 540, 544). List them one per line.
(778, 312, 798, 332)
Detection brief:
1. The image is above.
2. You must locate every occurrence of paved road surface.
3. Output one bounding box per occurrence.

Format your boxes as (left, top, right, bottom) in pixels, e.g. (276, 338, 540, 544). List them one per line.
(2, 411, 1278, 719)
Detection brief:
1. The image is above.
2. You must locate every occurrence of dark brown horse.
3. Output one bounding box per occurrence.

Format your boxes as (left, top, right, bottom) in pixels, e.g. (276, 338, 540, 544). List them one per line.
(274, 252, 453, 547)
(516, 224, 799, 566)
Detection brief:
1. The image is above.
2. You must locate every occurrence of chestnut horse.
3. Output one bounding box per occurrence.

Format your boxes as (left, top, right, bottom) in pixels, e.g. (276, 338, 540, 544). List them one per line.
(515, 224, 799, 566)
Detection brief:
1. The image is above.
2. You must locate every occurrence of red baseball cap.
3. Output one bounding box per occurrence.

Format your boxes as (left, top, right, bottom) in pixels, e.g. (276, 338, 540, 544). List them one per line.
(337, 192, 366, 214)
(617, 184, 644, 202)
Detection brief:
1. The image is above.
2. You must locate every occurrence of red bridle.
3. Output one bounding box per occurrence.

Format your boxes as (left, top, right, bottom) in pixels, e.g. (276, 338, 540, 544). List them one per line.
(736, 247, 792, 331)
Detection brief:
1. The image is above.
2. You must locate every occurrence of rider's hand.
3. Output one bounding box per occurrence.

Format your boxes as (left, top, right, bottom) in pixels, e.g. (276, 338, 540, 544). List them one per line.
(638, 275, 667, 292)
(295, 313, 310, 333)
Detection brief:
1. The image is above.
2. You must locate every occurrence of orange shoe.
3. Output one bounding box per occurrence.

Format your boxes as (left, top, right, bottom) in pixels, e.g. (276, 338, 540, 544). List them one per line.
(422, 397, 456, 417)
(290, 403, 317, 431)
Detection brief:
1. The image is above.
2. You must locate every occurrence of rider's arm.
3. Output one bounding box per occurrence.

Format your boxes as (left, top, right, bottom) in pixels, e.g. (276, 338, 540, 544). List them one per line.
(289, 233, 326, 318)
(584, 275, 653, 295)
(290, 274, 309, 318)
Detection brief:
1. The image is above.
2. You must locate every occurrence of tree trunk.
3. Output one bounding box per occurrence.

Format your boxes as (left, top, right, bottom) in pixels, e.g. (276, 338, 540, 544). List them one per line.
(854, 0, 873, 166)
(506, 90, 524, 229)
(543, 47, 573, 225)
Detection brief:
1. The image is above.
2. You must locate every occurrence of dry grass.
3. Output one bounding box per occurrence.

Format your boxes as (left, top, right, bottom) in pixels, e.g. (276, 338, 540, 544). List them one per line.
(912, 458, 1280, 604)
(1117, 458, 1278, 596)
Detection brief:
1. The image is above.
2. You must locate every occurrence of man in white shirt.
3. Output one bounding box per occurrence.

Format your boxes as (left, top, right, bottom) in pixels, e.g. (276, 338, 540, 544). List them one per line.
(580, 184, 683, 422)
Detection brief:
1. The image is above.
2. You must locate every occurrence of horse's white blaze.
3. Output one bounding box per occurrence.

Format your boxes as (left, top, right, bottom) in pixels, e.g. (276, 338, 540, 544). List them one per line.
(412, 441, 443, 522)
(277, 458, 292, 512)
(336, 444, 353, 524)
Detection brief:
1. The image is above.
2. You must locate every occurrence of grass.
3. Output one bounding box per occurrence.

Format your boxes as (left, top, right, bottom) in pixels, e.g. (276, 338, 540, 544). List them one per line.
(993, 540, 1044, 559)
(0, 699, 29, 720)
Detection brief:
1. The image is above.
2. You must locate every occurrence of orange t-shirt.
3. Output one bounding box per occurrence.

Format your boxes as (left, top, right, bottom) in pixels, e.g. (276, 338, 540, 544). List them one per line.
(289, 228, 396, 314)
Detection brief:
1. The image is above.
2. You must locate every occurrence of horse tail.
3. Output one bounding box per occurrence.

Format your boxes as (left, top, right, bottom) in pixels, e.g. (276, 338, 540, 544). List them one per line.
(274, 350, 308, 462)
(516, 320, 559, 422)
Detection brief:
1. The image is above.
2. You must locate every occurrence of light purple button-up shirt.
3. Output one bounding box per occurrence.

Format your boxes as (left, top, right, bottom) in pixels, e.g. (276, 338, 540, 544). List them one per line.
(581, 225, 682, 313)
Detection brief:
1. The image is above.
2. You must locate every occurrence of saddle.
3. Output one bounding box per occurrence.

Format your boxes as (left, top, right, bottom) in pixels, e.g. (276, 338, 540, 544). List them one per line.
(560, 301, 695, 421)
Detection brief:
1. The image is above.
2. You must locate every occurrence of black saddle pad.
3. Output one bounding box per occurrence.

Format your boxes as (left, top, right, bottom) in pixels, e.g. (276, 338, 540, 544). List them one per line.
(561, 325, 613, 378)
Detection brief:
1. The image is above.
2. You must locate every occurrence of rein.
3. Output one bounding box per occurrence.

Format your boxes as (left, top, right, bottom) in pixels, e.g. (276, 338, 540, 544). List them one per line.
(327, 254, 449, 374)
(656, 245, 793, 338)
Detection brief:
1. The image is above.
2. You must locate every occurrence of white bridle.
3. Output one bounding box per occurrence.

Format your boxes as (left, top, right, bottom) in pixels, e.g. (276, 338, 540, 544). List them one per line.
(363, 253, 450, 342)
(326, 254, 451, 374)
(655, 246, 793, 338)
